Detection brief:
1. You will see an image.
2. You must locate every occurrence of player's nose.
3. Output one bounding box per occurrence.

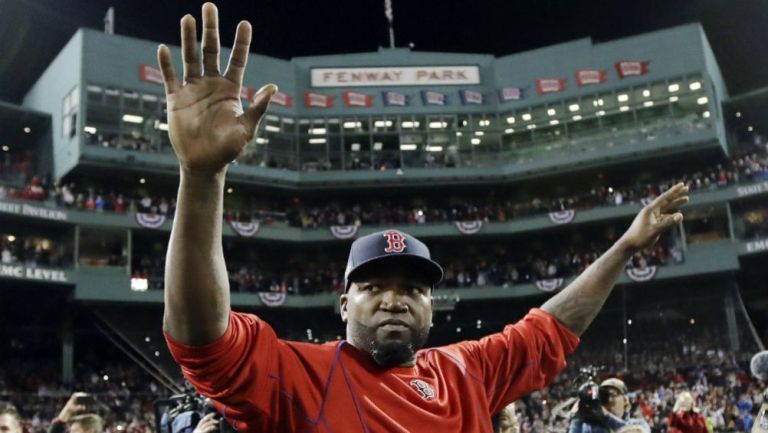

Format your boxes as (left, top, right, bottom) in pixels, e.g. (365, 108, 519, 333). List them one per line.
(379, 287, 408, 312)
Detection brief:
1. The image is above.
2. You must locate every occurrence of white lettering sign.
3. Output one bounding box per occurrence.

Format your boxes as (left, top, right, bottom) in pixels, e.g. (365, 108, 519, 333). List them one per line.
(0, 265, 68, 282)
(736, 181, 768, 198)
(0, 200, 68, 221)
(746, 239, 768, 254)
(311, 66, 481, 87)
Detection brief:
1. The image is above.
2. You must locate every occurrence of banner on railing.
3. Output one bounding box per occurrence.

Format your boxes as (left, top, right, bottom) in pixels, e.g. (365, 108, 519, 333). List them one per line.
(455, 220, 484, 235)
(330, 225, 360, 240)
(548, 209, 576, 225)
(535, 278, 565, 293)
(626, 266, 657, 282)
(258, 292, 287, 307)
(136, 213, 166, 229)
(229, 221, 261, 237)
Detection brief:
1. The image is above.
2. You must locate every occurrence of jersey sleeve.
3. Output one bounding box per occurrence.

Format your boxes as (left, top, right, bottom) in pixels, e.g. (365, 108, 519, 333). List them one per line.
(448, 308, 579, 415)
(163, 312, 281, 429)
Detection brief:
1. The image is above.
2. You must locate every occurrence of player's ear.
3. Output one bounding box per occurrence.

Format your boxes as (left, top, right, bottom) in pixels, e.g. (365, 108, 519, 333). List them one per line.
(339, 293, 348, 322)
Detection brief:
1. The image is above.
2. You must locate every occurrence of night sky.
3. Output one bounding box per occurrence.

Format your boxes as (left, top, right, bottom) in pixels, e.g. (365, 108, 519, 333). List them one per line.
(2, 0, 768, 103)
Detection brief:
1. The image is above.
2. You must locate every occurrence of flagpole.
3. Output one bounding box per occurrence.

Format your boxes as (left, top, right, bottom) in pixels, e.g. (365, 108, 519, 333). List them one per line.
(385, 0, 395, 48)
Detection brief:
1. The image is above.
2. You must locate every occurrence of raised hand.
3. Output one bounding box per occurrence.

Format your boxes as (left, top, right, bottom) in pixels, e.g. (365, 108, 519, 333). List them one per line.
(619, 182, 690, 252)
(156, 2, 276, 174)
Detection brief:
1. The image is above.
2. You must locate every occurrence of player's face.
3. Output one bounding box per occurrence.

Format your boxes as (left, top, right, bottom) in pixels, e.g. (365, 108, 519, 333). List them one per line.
(341, 274, 432, 367)
(0, 414, 21, 433)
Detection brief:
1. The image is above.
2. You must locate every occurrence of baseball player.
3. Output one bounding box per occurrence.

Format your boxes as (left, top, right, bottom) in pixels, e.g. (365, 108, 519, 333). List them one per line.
(158, 4, 690, 432)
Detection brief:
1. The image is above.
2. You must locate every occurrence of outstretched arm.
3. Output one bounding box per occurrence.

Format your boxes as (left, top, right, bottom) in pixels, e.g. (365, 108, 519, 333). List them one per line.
(160, 3, 276, 345)
(540, 183, 689, 336)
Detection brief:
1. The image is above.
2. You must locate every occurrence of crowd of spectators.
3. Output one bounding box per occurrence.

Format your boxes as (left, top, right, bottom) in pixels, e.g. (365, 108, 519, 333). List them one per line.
(0, 234, 66, 268)
(1, 151, 765, 233)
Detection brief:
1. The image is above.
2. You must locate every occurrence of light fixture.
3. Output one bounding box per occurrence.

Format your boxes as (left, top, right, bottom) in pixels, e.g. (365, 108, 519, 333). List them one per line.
(643, 101, 654, 107)
(568, 104, 580, 112)
(702, 111, 711, 119)
(547, 108, 556, 116)
(401, 121, 420, 128)
(471, 138, 481, 145)
(506, 116, 515, 124)
(689, 81, 702, 91)
(669, 96, 679, 102)
(426, 145, 443, 152)
(374, 120, 393, 128)
(668, 83, 680, 93)
(84, 126, 97, 134)
(343, 121, 361, 129)
(642, 89, 651, 98)
(593, 98, 604, 107)
(474, 131, 484, 136)
(373, 142, 383, 151)
(308, 138, 326, 144)
(736, 112, 742, 118)
(351, 143, 361, 151)
(697, 96, 709, 105)
(154, 121, 168, 131)
(504, 128, 515, 134)
(309, 127, 326, 135)
(226, 187, 233, 194)
(748, 126, 754, 132)
(596, 110, 606, 116)
(429, 121, 447, 129)
(456, 132, 462, 136)
(619, 106, 630, 112)
(139, 178, 146, 184)
(1, 145, 8, 152)
(264, 125, 280, 132)
(521, 113, 532, 121)
(122, 114, 143, 124)
(23, 127, 31, 133)
(526, 124, 536, 130)
(479, 119, 491, 127)
(400, 144, 417, 151)
(572, 115, 582, 121)
(255, 137, 269, 144)
(549, 119, 559, 125)
(617, 94, 629, 102)
(131, 278, 148, 292)
(7, 235, 16, 242)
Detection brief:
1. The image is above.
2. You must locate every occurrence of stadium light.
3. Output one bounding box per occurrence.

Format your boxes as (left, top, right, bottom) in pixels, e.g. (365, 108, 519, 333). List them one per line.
(226, 187, 233, 194)
(84, 126, 97, 134)
(703, 111, 711, 118)
(351, 143, 361, 151)
(478, 119, 491, 127)
(593, 98, 604, 107)
(669, 96, 679, 102)
(1, 145, 8, 152)
(130, 278, 148, 292)
(23, 127, 31, 133)
(309, 128, 326, 135)
(521, 113, 532, 121)
(154, 121, 168, 131)
(471, 138, 481, 145)
(748, 126, 754, 132)
(642, 89, 651, 98)
(668, 83, 680, 93)
(139, 178, 146, 184)
(504, 128, 515, 134)
(400, 144, 417, 151)
(474, 131, 484, 136)
(568, 104, 580, 112)
(572, 115, 582, 121)
(122, 114, 143, 124)
(506, 116, 515, 124)
(619, 106, 630, 112)
(6, 235, 16, 242)
(265, 125, 280, 132)
(401, 121, 420, 128)
(426, 145, 443, 152)
(429, 121, 447, 129)
(526, 124, 536, 130)
(689, 81, 702, 91)
(697, 96, 709, 105)
(255, 138, 269, 144)
(456, 132, 462, 136)
(308, 138, 326, 144)
(374, 120, 393, 128)
(547, 108, 556, 116)
(343, 121, 361, 129)
(617, 94, 629, 102)
(549, 119, 559, 125)
(596, 110, 606, 116)
(643, 101, 654, 107)
(373, 142, 383, 151)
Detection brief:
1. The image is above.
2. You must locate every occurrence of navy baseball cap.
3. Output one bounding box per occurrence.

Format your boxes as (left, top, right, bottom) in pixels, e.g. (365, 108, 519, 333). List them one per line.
(344, 230, 443, 292)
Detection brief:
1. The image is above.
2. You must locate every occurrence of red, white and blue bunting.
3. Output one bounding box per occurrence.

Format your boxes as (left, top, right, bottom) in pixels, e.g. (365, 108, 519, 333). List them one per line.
(229, 221, 261, 237)
(270, 91, 294, 107)
(343, 91, 373, 108)
(304, 92, 333, 108)
(460, 90, 484, 105)
(258, 292, 287, 307)
(136, 213, 166, 229)
(575, 69, 606, 86)
(422, 91, 447, 106)
(330, 225, 360, 240)
(499, 87, 524, 102)
(382, 91, 408, 106)
(626, 266, 658, 282)
(455, 220, 484, 235)
(535, 278, 565, 293)
(536, 78, 566, 95)
(615, 61, 650, 78)
(548, 209, 576, 225)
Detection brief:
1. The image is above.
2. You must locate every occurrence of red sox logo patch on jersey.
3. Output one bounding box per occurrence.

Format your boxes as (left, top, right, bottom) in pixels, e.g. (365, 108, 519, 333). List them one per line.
(409, 379, 435, 400)
(383, 230, 407, 253)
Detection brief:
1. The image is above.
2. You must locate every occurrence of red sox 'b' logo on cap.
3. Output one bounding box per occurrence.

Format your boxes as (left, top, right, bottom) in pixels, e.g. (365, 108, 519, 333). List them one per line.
(410, 379, 435, 400)
(383, 230, 406, 253)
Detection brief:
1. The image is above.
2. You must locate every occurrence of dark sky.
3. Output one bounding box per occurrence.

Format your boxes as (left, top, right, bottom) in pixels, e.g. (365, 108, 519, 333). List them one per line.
(2, 0, 768, 103)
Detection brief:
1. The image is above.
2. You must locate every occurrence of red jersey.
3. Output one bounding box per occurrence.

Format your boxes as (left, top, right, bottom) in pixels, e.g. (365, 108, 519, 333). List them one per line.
(165, 308, 579, 433)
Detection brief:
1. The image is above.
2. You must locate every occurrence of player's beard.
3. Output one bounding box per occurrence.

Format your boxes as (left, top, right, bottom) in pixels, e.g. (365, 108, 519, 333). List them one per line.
(353, 321, 430, 367)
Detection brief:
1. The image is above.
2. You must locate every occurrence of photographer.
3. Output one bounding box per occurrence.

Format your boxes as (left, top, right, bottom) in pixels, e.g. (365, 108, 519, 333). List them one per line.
(49, 393, 103, 433)
(569, 378, 650, 433)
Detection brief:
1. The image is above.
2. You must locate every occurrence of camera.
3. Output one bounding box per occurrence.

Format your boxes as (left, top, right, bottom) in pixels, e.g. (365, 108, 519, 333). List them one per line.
(155, 391, 235, 433)
(572, 365, 606, 425)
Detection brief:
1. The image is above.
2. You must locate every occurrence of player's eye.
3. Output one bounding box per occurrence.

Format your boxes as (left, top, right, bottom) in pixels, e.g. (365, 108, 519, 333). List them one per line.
(362, 284, 379, 292)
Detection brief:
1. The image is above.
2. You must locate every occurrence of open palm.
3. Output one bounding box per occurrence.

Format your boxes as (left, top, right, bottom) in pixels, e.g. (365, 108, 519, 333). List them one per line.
(157, 3, 276, 174)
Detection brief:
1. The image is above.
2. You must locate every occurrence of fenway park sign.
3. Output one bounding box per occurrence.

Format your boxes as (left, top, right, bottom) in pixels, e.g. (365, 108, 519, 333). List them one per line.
(311, 66, 481, 87)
